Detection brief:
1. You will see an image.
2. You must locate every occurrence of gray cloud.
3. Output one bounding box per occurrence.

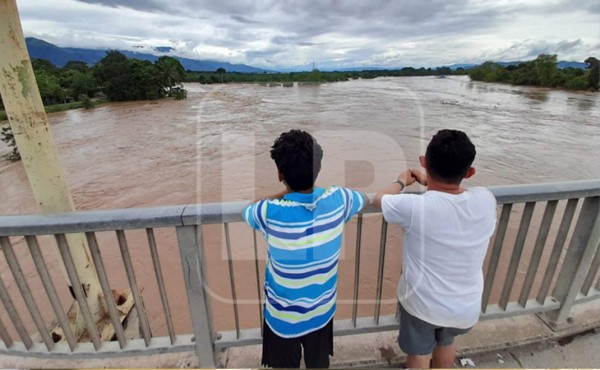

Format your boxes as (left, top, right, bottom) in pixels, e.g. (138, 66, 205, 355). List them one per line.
(17, 0, 600, 68)
(230, 15, 262, 24)
(483, 39, 597, 62)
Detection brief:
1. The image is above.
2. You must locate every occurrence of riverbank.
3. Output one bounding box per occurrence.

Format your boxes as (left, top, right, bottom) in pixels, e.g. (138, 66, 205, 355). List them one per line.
(467, 55, 599, 92)
(0, 98, 110, 122)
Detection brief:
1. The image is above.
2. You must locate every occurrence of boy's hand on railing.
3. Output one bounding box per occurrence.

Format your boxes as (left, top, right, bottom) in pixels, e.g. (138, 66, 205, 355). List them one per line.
(409, 169, 427, 186)
(398, 170, 416, 187)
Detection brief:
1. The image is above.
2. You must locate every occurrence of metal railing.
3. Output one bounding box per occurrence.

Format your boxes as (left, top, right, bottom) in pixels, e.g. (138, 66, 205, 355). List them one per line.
(0, 180, 599, 367)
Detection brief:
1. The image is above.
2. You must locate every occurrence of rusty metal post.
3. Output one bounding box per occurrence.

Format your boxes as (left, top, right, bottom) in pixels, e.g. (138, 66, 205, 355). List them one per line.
(0, 0, 105, 334)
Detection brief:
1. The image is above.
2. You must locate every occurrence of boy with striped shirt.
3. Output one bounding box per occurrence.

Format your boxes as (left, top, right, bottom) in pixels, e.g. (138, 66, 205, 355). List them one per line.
(242, 129, 368, 368)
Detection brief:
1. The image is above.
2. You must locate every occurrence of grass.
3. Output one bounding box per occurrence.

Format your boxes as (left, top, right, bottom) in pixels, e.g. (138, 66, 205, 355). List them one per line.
(0, 99, 109, 122)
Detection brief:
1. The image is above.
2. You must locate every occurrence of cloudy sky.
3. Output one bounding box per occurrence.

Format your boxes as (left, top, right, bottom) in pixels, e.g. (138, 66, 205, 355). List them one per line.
(16, 0, 600, 69)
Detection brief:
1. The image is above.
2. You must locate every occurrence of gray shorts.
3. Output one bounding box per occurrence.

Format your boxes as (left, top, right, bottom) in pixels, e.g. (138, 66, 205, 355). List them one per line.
(398, 303, 471, 356)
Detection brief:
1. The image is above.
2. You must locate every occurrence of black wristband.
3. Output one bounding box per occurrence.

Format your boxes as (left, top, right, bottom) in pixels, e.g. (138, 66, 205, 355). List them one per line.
(392, 179, 405, 191)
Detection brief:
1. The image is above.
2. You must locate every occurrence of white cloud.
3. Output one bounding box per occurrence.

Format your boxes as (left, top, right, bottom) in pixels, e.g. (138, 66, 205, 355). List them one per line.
(15, 0, 600, 69)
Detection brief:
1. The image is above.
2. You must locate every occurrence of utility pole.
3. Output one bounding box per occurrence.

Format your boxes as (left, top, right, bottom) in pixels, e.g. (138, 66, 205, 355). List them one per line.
(0, 0, 105, 335)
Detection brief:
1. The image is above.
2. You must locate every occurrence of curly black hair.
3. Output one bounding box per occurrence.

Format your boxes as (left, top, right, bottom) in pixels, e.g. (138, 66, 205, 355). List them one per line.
(270, 130, 323, 191)
(425, 129, 476, 184)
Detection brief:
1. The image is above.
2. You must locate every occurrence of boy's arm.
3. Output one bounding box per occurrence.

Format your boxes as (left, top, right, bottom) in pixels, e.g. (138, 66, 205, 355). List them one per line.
(374, 170, 416, 209)
(243, 188, 288, 232)
(341, 188, 369, 222)
(362, 192, 371, 209)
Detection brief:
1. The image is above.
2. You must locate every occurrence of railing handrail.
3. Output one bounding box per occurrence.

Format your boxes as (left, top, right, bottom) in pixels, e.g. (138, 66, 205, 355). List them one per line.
(1, 179, 600, 236)
(488, 179, 600, 204)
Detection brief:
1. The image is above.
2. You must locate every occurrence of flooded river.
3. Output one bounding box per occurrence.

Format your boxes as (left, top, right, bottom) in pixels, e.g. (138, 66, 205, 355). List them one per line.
(0, 76, 599, 338)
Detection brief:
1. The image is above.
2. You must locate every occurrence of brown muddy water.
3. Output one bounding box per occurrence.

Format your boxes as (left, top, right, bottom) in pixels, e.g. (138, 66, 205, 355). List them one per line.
(0, 76, 599, 339)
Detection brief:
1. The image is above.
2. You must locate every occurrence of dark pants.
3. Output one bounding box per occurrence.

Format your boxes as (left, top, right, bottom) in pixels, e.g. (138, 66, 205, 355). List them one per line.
(261, 319, 334, 368)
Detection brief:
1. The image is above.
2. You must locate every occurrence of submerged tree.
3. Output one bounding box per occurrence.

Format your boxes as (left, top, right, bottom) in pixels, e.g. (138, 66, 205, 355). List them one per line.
(93, 51, 134, 101)
(585, 57, 599, 90)
(156, 56, 186, 96)
(216, 67, 226, 83)
(535, 54, 557, 87)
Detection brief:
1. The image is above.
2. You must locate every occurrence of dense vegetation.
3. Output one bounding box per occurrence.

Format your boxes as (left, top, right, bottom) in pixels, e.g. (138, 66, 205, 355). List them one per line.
(186, 66, 464, 84)
(468, 54, 599, 91)
(1, 51, 187, 160)
(0, 51, 187, 110)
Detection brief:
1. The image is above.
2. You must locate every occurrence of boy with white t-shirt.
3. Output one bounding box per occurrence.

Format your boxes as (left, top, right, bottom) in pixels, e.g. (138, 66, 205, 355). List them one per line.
(374, 129, 497, 369)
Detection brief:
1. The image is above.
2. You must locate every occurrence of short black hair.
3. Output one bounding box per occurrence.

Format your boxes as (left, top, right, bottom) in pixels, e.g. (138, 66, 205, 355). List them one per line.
(425, 129, 476, 184)
(270, 130, 323, 191)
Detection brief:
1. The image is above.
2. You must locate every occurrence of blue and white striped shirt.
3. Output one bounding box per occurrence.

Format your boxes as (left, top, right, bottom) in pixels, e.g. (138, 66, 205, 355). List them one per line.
(243, 186, 366, 338)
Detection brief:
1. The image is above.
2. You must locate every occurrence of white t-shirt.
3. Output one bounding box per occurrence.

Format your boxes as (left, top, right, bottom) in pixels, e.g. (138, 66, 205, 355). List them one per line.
(381, 187, 497, 329)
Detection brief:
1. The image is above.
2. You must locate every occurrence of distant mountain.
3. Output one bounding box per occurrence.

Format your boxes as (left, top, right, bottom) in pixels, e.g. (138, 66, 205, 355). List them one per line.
(25, 38, 590, 73)
(446, 63, 477, 70)
(557, 61, 587, 69)
(25, 37, 78, 67)
(495, 61, 521, 67)
(25, 37, 270, 73)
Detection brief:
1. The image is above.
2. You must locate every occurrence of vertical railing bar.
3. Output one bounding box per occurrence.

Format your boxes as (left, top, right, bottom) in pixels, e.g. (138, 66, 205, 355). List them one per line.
(0, 316, 13, 348)
(176, 225, 215, 367)
(352, 214, 363, 327)
(547, 196, 600, 323)
(518, 201, 558, 306)
(25, 235, 78, 351)
(482, 203, 513, 311)
(115, 230, 152, 346)
(374, 219, 388, 325)
(85, 232, 127, 349)
(580, 240, 600, 295)
(252, 229, 263, 337)
(499, 202, 536, 310)
(223, 223, 240, 339)
(146, 228, 177, 345)
(536, 198, 579, 304)
(54, 233, 102, 350)
(0, 236, 54, 350)
(0, 275, 32, 348)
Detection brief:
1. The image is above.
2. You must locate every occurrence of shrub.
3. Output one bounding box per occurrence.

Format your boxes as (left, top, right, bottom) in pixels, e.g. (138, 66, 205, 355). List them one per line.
(565, 76, 588, 90)
(79, 94, 95, 109)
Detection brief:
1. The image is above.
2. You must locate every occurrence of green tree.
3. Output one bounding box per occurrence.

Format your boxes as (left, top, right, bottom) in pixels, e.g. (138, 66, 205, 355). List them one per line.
(130, 59, 164, 100)
(94, 51, 134, 101)
(534, 54, 557, 87)
(468, 61, 503, 82)
(584, 57, 599, 90)
(63, 61, 89, 73)
(216, 67, 226, 83)
(61, 70, 97, 98)
(35, 70, 66, 104)
(94, 51, 176, 100)
(156, 56, 186, 96)
(31, 58, 59, 74)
